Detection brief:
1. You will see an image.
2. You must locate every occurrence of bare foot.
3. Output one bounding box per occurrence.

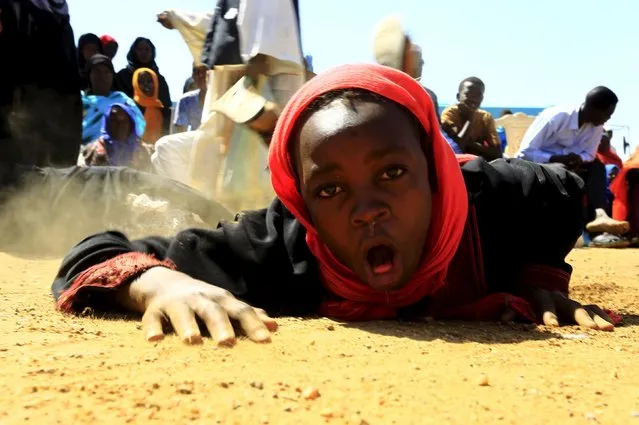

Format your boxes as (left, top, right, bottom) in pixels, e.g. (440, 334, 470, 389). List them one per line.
(585, 217, 630, 235)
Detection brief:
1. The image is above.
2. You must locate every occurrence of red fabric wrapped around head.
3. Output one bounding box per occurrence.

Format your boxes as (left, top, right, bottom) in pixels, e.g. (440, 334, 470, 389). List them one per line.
(268, 63, 469, 320)
(99, 34, 117, 46)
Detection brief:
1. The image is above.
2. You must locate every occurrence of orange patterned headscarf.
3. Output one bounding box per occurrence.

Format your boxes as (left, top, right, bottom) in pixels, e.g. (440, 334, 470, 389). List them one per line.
(133, 67, 164, 144)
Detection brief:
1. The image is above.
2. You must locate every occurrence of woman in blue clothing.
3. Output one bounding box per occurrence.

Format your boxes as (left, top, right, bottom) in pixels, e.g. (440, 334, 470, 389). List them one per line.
(81, 55, 145, 145)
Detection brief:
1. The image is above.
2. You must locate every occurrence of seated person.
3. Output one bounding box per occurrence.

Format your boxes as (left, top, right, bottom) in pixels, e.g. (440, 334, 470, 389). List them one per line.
(100, 35, 119, 60)
(80, 104, 153, 171)
(496, 109, 513, 153)
(516, 87, 629, 236)
(52, 64, 617, 347)
(440, 77, 502, 161)
(82, 55, 145, 145)
(132, 67, 165, 144)
(173, 65, 208, 133)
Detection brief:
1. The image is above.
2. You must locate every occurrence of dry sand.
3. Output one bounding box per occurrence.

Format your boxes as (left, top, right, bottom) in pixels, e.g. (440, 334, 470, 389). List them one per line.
(0, 249, 637, 425)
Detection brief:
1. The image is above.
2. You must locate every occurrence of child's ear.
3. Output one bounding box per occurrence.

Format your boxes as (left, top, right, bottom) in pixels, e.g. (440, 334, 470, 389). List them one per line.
(456, 93, 460, 102)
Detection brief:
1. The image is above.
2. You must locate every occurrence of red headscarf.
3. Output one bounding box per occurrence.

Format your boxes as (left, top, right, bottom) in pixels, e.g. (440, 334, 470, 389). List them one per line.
(268, 63, 469, 320)
(99, 34, 117, 47)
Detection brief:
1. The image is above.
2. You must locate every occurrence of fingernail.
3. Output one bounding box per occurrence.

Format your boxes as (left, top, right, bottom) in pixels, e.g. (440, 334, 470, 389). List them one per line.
(255, 329, 272, 342)
(146, 333, 164, 342)
(217, 337, 237, 347)
(183, 334, 203, 345)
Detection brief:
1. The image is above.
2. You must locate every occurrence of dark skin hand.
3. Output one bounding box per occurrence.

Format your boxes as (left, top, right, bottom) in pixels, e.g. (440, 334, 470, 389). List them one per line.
(515, 287, 614, 331)
(443, 89, 502, 161)
(157, 12, 174, 30)
(549, 153, 583, 171)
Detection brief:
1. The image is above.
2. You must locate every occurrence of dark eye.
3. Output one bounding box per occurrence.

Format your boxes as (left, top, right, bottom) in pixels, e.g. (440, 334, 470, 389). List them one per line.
(380, 166, 406, 180)
(316, 184, 343, 199)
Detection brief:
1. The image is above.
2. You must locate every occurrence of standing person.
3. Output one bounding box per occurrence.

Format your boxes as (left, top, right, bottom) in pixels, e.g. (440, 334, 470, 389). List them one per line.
(516, 86, 629, 236)
(100, 34, 119, 60)
(77, 33, 103, 90)
(440, 77, 502, 161)
(173, 65, 208, 133)
(115, 37, 172, 136)
(132, 67, 164, 144)
(0, 0, 82, 172)
(372, 16, 439, 114)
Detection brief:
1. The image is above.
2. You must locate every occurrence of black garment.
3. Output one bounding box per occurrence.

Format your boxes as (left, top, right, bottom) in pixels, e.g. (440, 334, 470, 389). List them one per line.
(200, 0, 243, 69)
(114, 38, 172, 135)
(576, 159, 607, 217)
(52, 158, 585, 316)
(0, 165, 230, 256)
(0, 0, 82, 168)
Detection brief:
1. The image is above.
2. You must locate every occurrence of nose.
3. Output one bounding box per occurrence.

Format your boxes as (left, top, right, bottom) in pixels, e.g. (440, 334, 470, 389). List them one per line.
(351, 198, 391, 227)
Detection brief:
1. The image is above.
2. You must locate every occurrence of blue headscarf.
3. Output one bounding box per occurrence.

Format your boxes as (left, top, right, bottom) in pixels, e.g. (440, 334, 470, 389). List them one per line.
(100, 103, 142, 166)
(82, 91, 146, 144)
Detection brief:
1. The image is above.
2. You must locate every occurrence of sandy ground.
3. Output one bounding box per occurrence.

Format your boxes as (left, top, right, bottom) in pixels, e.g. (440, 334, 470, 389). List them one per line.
(0, 249, 638, 425)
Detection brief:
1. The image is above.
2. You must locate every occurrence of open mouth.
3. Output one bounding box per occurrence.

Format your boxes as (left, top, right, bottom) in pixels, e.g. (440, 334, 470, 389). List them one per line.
(366, 244, 396, 275)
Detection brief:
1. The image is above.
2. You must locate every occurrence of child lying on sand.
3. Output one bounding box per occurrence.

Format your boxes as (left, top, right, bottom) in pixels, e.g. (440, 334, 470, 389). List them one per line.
(52, 64, 618, 345)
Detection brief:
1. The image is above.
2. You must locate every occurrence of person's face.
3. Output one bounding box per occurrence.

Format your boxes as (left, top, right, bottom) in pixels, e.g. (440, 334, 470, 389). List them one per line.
(135, 40, 153, 65)
(82, 43, 100, 61)
(587, 104, 616, 127)
(103, 42, 118, 60)
(193, 66, 208, 89)
(107, 106, 133, 140)
(89, 63, 113, 95)
(457, 82, 484, 110)
(138, 71, 155, 97)
(294, 97, 433, 292)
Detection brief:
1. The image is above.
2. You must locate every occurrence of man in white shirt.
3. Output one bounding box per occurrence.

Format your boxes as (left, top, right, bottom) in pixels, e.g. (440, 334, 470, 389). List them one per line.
(517, 86, 629, 236)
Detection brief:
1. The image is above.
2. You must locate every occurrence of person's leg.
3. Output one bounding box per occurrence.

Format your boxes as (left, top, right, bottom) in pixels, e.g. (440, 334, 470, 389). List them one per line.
(581, 159, 629, 235)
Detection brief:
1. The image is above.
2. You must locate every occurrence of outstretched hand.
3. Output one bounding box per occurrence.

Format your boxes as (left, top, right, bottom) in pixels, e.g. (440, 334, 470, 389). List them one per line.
(117, 267, 277, 345)
(523, 287, 615, 331)
(156, 12, 174, 30)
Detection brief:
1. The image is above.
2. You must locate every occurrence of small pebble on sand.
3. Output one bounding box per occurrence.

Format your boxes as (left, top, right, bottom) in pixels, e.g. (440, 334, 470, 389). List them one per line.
(320, 408, 334, 418)
(326, 325, 335, 331)
(477, 375, 489, 386)
(176, 385, 192, 395)
(302, 387, 321, 400)
(349, 414, 369, 425)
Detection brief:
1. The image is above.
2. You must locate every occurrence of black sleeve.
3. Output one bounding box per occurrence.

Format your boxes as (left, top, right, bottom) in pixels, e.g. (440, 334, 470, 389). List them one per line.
(462, 158, 585, 294)
(114, 69, 134, 98)
(51, 199, 325, 316)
